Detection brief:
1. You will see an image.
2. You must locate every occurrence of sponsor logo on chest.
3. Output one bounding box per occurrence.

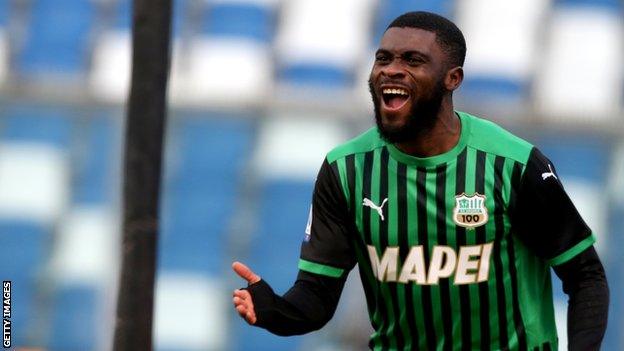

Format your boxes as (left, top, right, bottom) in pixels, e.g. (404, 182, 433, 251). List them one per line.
(367, 243, 493, 285)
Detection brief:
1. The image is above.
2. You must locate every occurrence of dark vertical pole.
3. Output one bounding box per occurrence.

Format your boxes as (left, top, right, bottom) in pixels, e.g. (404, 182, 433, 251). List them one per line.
(113, 0, 172, 350)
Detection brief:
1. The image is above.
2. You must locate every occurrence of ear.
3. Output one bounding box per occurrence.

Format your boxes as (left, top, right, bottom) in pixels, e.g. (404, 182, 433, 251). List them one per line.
(445, 66, 464, 91)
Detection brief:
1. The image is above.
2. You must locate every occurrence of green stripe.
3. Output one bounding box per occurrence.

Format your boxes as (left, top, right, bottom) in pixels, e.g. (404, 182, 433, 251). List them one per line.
(298, 259, 344, 277)
(484, 153, 500, 350)
(335, 157, 350, 210)
(548, 233, 596, 266)
(407, 167, 427, 348)
(445, 158, 462, 346)
(464, 147, 481, 349)
(502, 158, 517, 347)
(426, 169, 444, 350)
(387, 157, 412, 347)
(371, 148, 397, 350)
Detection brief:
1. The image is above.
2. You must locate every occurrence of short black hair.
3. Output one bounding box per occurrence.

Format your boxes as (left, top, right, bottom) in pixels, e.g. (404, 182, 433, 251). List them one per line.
(387, 11, 466, 67)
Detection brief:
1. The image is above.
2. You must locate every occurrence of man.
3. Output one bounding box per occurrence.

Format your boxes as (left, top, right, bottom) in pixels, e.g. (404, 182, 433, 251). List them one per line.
(232, 11, 609, 350)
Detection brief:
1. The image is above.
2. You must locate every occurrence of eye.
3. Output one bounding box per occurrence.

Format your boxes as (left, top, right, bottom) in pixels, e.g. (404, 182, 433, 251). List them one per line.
(375, 53, 391, 64)
(404, 55, 424, 66)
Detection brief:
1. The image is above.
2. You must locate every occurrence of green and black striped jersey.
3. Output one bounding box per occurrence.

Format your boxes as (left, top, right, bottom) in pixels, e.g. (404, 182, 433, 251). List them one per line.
(298, 111, 595, 351)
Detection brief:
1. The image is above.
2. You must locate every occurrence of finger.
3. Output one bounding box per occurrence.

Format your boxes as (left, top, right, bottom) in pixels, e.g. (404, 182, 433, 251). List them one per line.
(247, 311, 255, 325)
(232, 261, 261, 284)
(233, 296, 244, 305)
(236, 304, 247, 316)
(233, 289, 251, 300)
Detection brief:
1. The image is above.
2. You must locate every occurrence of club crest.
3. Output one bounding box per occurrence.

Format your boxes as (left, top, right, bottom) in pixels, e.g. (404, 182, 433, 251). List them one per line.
(453, 193, 488, 229)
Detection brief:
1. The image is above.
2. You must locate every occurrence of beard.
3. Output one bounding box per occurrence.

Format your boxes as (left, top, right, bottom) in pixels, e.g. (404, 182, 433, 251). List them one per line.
(369, 78, 446, 144)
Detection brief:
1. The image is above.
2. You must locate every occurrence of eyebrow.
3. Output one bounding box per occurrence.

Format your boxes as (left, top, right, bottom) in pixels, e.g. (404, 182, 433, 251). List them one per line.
(375, 49, 431, 61)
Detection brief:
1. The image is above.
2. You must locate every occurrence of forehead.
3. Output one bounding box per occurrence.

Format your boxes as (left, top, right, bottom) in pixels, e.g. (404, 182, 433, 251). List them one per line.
(378, 27, 441, 56)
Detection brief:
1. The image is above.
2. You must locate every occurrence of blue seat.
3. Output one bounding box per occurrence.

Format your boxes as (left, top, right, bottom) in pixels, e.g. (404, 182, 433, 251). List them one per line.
(18, 0, 94, 74)
(0, 220, 49, 345)
(0, 104, 72, 148)
(48, 285, 98, 351)
(0, 0, 7, 26)
(458, 76, 527, 104)
(159, 116, 253, 275)
(72, 114, 118, 205)
(556, 0, 622, 11)
(280, 63, 352, 88)
(201, 2, 274, 42)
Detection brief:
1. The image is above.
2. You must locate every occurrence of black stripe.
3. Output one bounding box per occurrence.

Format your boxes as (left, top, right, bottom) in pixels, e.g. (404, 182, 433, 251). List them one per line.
(345, 154, 356, 215)
(379, 148, 404, 349)
(397, 161, 419, 348)
(493, 156, 509, 349)
(363, 150, 390, 349)
(475, 150, 490, 350)
(542, 341, 551, 351)
(436, 163, 452, 350)
(508, 161, 527, 350)
(417, 167, 437, 351)
(455, 148, 472, 351)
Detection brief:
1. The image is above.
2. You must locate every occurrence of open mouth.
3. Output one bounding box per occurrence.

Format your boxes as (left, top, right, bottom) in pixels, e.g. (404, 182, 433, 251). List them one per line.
(381, 87, 410, 111)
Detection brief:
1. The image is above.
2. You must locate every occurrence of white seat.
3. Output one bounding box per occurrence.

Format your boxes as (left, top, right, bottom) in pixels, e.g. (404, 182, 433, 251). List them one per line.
(456, 0, 550, 101)
(254, 113, 348, 180)
(178, 37, 272, 107)
(0, 142, 69, 223)
(90, 31, 185, 104)
(534, 6, 623, 121)
(154, 273, 227, 350)
(275, 0, 375, 81)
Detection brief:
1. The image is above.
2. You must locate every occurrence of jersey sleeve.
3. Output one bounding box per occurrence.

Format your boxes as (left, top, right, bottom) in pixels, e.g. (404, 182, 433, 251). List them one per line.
(510, 147, 595, 266)
(298, 158, 357, 278)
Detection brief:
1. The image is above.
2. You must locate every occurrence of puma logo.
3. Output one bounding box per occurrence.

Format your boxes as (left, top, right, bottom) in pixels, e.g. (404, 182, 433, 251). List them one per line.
(363, 198, 388, 221)
(541, 164, 558, 181)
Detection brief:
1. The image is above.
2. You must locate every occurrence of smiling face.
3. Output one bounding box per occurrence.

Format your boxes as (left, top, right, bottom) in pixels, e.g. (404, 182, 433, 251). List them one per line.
(369, 27, 452, 143)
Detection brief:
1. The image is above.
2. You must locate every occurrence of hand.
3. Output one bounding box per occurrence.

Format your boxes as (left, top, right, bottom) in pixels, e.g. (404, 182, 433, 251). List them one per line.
(232, 261, 261, 325)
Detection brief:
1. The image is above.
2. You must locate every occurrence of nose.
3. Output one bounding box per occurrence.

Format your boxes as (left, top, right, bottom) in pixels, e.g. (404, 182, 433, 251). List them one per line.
(379, 59, 405, 78)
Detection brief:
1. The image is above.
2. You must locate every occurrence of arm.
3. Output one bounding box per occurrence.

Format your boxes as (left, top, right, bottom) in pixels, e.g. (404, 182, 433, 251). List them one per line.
(552, 246, 609, 351)
(241, 270, 346, 336)
(510, 148, 609, 349)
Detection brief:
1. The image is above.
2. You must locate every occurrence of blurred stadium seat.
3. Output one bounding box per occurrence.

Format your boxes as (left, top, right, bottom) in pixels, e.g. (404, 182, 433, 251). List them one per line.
(91, 0, 187, 103)
(154, 272, 227, 351)
(533, 0, 623, 121)
(275, 0, 375, 89)
(18, 0, 94, 77)
(180, 0, 275, 107)
(457, 0, 549, 109)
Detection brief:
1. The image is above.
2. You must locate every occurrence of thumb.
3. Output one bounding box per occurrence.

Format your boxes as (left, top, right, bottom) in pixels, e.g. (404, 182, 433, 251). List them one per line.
(232, 261, 261, 285)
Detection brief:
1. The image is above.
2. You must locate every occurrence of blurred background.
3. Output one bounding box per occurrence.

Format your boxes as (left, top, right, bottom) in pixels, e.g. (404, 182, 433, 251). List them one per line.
(0, 0, 622, 350)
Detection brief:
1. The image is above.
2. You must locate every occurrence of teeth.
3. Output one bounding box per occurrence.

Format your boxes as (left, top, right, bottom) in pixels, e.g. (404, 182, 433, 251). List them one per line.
(382, 88, 408, 95)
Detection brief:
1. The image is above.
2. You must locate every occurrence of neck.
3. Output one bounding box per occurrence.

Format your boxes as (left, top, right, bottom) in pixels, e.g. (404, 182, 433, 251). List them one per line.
(394, 100, 461, 158)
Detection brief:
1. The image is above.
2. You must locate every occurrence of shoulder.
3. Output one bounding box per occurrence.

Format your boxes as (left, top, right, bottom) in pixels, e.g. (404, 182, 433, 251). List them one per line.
(460, 111, 534, 165)
(326, 127, 385, 163)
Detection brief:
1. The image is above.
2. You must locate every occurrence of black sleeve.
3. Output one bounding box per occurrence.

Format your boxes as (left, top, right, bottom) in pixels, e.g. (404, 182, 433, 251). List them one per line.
(245, 270, 347, 336)
(298, 158, 358, 276)
(510, 147, 594, 265)
(552, 246, 609, 351)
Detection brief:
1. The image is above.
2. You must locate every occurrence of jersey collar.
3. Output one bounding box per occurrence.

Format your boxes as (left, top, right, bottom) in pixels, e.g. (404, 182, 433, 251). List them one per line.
(386, 111, 471, 168)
